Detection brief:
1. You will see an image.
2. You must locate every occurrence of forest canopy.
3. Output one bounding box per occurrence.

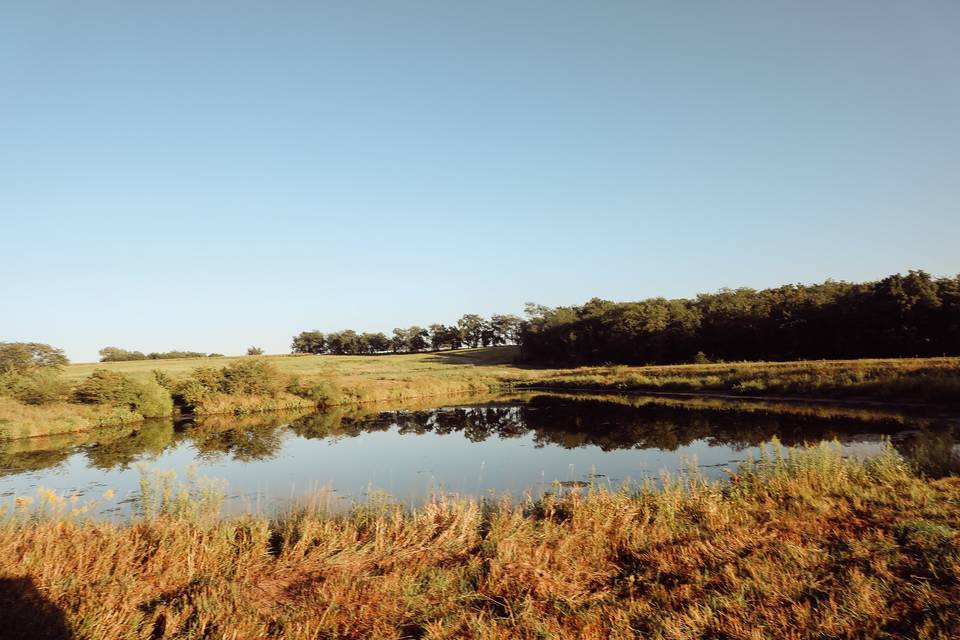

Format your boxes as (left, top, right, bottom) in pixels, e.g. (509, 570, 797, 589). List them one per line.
(291, 270, 959, 365)
(518, 270, 960, 365)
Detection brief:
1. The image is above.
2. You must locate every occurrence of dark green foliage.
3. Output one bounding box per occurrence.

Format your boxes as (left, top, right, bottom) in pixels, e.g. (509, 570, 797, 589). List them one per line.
(292, 316, 522, 355)
(246, 346, 264, 356)
(519, 270, 960, 365)
(72, 369, 173, 417)
(291, 331, 326, 354)
(0, 342, 69, 374)
(363, 332, 391, 353)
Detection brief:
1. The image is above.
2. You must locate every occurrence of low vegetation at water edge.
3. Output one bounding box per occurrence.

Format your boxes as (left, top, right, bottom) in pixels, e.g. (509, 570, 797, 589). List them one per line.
(1, 441, 958, 638)
(2, 339, 960, 440)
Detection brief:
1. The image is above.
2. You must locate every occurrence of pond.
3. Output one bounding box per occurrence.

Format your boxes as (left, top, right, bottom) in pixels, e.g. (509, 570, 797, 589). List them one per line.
(2, 392, 958, 517)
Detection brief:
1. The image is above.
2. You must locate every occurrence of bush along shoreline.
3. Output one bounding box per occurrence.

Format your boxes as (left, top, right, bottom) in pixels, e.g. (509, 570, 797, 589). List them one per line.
(0, 354, 508, 440)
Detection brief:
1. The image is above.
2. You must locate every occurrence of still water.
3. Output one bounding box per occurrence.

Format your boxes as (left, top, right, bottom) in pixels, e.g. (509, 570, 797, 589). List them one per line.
(1, 392, 957, 516)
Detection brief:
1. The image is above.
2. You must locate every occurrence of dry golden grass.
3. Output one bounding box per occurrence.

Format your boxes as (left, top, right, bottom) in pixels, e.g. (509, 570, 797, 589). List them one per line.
(0, 396, 144, 440)
(1, 442, 958, 639)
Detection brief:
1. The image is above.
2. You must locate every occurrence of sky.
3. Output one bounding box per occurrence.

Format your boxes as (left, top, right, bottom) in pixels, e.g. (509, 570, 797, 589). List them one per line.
(2, 1, 958, 362)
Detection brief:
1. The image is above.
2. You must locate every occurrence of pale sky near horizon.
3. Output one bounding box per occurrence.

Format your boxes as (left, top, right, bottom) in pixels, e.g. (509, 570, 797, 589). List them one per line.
(2, 2, 958, 362)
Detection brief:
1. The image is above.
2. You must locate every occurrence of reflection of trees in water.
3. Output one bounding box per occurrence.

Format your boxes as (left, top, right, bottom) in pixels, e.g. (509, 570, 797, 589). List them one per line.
(0, 419, 180, 476)
(898, 429, 960, 478)
(191, 426, 286, 462)
(3, 394, 958, 476)
(85, 420, 178, 469)
(0, 446, 74, 476)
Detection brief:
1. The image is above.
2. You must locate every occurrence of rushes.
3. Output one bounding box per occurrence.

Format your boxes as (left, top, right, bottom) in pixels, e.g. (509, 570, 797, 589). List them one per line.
(2, 441, 959, 638)
(137, 466, 227, 521)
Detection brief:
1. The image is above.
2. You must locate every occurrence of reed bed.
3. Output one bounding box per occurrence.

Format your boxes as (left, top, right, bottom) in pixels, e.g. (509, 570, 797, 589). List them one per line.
(1, 441, 958, 639)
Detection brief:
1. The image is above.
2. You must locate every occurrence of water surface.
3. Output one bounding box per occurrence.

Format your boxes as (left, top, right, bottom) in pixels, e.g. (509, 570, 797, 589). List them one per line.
(1, 392, 957, 516)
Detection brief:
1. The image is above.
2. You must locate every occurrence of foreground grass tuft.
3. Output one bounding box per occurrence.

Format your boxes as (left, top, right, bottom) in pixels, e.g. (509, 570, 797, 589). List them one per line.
(2, 442, 958, 639)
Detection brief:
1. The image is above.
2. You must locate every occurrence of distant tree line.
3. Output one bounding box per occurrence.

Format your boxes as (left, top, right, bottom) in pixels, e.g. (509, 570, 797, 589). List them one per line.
(99, 347, 224, 362)
(291, 314, 524, 355)
(519, 270, 960, 365)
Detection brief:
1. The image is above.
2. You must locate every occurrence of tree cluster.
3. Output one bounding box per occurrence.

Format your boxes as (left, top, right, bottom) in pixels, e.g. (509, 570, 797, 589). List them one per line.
(0, 342, 71, 405)
(99, 347, 223, 362)
(0, 342, 68, 374)
(519, 270, 960, 365)
(291, 314, 523, 355)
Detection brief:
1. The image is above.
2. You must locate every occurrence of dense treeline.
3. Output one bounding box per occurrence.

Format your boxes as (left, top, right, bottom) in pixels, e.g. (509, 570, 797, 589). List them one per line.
(291, 314, 523, 355)
(520, 270, 960, 365)
(99, 347, 224, 362)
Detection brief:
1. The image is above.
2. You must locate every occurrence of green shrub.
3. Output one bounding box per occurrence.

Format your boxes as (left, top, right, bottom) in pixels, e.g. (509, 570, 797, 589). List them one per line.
(134, 378, 174, 417)
(220, 360, 284, 396)
(73, 370, 138, 405)
(73, 369, 173, 417)
(287, 378, 342, 407)
(0, 368, 70, 405)
(175, 360, 287, 410)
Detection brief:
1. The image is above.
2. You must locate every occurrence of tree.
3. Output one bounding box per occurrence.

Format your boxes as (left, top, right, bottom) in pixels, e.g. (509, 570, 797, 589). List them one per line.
(429, 324, 447, 351)
(0, 342, 69, 374)
(488, 314, 520, 345)
(98, 347, 147, 362)
(390, 329, 407, 353)
(246, 346, 264, 356)
(364, 332, 391, 353)
(291, 331, 326, 354)
(457, 314, 487, 348)
(406, 326, 429, 352)
(516, 270, 960, 365)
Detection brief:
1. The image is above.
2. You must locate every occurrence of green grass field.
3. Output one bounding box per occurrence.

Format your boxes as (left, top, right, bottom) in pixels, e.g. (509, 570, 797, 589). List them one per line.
(62, 346, 523, 384)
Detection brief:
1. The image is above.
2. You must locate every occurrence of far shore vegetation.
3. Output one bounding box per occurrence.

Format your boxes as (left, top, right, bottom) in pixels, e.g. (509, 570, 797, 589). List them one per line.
(3, 441, 958, 638)
(2, 269, 958, 441)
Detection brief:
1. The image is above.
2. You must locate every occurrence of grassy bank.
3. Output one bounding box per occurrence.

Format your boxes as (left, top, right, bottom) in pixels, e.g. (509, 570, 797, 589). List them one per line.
(2, 349, 958, 440)
(2, 441, 958, 639)
(519, 356, 960, 405)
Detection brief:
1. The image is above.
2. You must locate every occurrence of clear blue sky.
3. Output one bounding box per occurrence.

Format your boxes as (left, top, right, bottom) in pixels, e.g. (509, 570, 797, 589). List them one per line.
(2, 2, 958, 362)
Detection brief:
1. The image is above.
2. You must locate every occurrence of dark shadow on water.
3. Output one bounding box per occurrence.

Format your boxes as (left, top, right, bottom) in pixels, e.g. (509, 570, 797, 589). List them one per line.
(0, 576, 72, 639)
